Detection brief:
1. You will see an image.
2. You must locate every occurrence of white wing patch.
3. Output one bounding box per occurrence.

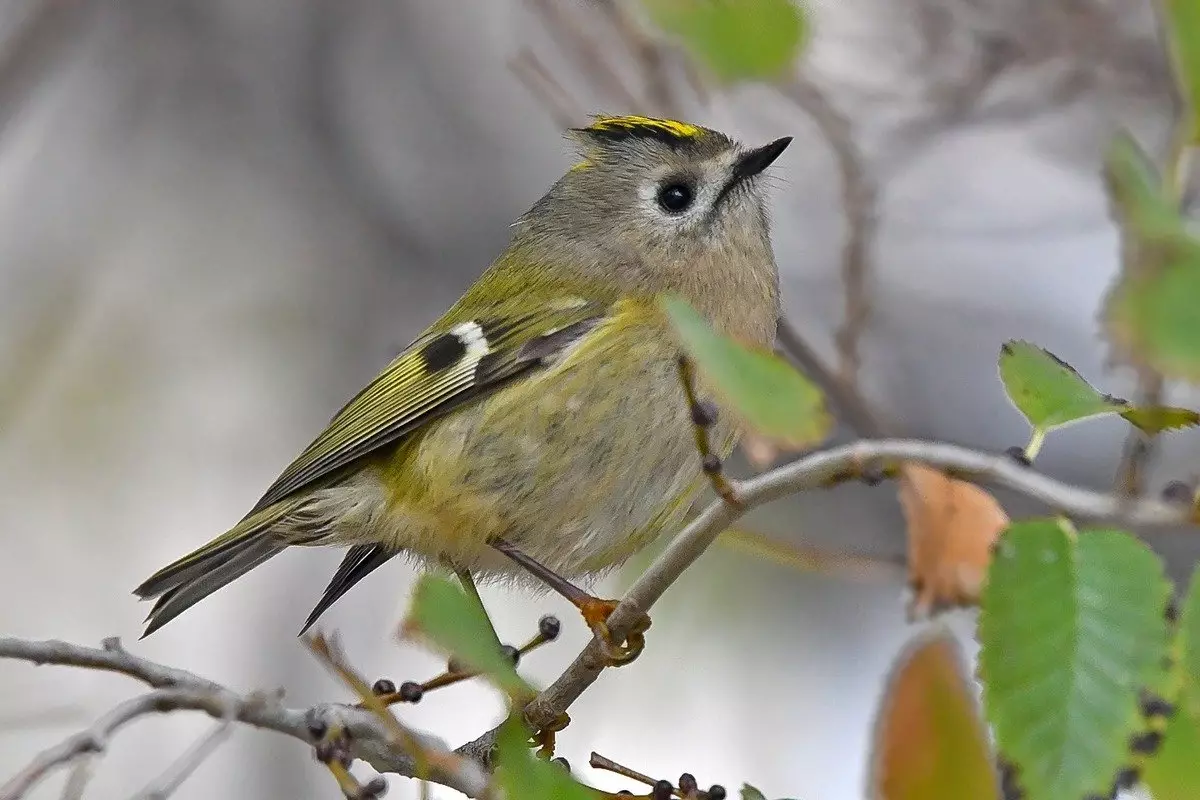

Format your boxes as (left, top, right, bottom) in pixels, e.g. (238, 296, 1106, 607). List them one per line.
(450, 320, 492, 362)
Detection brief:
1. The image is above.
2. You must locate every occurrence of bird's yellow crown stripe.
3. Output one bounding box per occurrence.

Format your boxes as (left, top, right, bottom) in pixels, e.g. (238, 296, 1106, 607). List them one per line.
(583, 115, 703, 141)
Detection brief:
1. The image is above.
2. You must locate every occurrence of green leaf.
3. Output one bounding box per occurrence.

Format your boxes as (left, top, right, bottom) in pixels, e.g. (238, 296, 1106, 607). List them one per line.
(1143, 707, 1200, 800)
(998, 340, 1200, 441)
(998, 341, 1123, 430)
(1105, 236, 1200, 382)
(642, 0, 807, 83)
(740, 785, 768, 800)
(1142, 570, 1200, 800)
(1103, 133, 1200, 381)
(1164, 0, 1200, 142)
(402, 574, 535, 701)
(662, 295, 831, 449)
(1120, 405, 1200, 434)
(1104, 133, 1181, 238)
(978, 519, 1173, 800)
(1182, 569, 1200, 717)
(869, 630, 999, 800)
(493, 716, 595, 800)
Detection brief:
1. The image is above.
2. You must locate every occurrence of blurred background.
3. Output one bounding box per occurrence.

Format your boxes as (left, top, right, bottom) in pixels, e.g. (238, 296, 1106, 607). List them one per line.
(0, 0, 1195, 797)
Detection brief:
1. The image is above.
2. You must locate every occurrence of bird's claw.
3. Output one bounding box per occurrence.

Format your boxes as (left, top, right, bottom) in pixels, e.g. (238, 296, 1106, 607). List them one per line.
(580, 598, 652, 667)
(529, 712, 571, 759)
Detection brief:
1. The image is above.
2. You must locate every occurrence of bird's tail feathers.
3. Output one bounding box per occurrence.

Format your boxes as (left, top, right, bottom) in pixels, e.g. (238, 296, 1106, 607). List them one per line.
(133, 505, 296, 637)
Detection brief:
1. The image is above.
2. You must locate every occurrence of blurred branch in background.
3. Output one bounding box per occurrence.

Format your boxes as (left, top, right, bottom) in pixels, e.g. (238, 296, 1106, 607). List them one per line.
(1112, 0, 1197, 497)
(3, 436, 1196, 799)
(0, 0, 92, 137)
(777, 76, 880, 419)
(868, 0, 1170, 169)
(304, 0, 420, 256)
(509, 48, 583, 129)
(718, 527, 905, 581)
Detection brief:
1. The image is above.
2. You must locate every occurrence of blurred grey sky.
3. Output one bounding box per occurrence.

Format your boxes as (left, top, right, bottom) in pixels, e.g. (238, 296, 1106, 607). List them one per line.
(0, 1, 1193, 798)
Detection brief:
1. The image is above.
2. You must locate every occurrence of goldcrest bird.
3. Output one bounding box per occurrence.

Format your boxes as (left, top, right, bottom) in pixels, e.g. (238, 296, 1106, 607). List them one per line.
(135, 115, 791, 663)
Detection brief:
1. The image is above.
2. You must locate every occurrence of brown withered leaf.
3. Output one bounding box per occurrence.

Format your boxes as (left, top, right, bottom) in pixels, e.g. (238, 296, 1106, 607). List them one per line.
(897, 464, 1009, 619)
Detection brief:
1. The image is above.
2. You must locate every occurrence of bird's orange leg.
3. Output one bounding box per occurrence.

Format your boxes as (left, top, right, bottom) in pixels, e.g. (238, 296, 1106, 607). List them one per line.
(490, 538, 651, 666)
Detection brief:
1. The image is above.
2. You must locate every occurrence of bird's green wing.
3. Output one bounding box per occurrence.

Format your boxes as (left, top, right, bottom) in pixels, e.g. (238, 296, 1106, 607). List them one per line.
(247, 298, 608, 514)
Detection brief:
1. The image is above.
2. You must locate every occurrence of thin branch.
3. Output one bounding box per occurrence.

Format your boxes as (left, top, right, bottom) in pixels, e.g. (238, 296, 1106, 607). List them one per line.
(0, 688, 232, 800)
(59, 760, 92, 800)
(717, 528, 906, 582)
(779, 76, 881, 400)
(456, 437, 1195, 767)
(775, 317, 888, 438)
(592, 0, 682, 117)
(129, 717, 235, 800)
(1116, 372, 1164, 496)
(523, 0, 642, 113)
(509, 48, 585, 129)
(0, 637, 488, 799)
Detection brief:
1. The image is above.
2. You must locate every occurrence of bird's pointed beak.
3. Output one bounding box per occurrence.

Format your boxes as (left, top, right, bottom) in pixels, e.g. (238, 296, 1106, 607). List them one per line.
(732, 136, 793, 182)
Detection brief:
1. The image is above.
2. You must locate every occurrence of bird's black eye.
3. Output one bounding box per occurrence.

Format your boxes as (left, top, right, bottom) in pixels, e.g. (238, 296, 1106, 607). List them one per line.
(657, 182, 694, 213)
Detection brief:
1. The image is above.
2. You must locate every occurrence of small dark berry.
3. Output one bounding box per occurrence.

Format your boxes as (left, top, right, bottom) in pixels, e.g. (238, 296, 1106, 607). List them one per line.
(551, 757, 571, 772)
(702, 454, 722, 474)
(399, 681, 424, 703)
(305, 711, 328, 741)
(539, 615, 562, 641)
(1130, 730, 1163, 755)
(691, 400, 718, 427)
(860, 463, 885, 486)
(1114, 767, 1139, 791)
(361, 776, 389, 798)
(501, 644, 520, 665)
(708, 786, 727, 800)
(1161, 481, 1194, 505)
(1004, 446, 1031, 466)
(679, 773, 698, 794)
(652, 780, 674, 800)
(372, 678, 396, 696)
(616, 792, 634, 797)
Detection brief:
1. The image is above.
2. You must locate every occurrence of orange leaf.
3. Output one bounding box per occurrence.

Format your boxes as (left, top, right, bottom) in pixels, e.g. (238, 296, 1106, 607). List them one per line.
(897, 464, 1008, 619)
(869, 631, 1000, 800)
